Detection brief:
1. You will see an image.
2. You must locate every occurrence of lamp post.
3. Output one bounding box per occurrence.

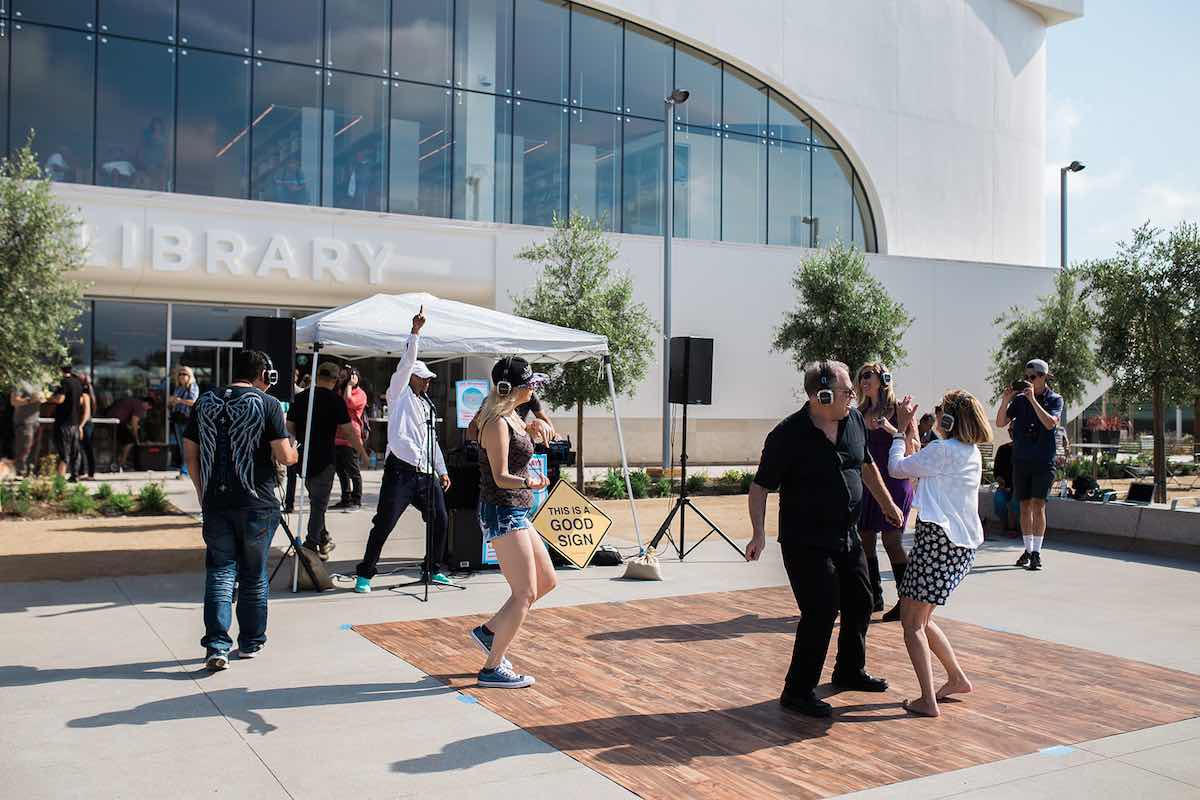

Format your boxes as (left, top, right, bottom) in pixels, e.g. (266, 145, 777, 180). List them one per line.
(662, 89, 689, 471)
(1060, 160, 1085, 268)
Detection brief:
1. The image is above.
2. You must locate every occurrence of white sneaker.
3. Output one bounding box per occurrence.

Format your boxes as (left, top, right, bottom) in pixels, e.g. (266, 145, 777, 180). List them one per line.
(205, 652, 229, 671)
(237, 645, 264, 659)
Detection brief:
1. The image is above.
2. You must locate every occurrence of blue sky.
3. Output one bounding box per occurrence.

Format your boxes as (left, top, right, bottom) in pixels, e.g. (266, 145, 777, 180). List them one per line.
(1043, 1, 1200, 266)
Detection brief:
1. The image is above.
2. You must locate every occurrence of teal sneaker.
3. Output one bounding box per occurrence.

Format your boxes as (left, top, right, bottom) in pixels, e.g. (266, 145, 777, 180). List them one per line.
(430, 572, 454, 586)
(354, 576, 371, 594)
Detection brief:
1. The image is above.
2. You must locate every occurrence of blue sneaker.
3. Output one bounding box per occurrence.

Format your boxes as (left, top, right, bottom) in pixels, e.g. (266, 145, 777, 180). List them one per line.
(428, 571, 454, 586)
(477, 663, 535, 689)
(354, 576, 372, 594)
(470, 625, 494, 655)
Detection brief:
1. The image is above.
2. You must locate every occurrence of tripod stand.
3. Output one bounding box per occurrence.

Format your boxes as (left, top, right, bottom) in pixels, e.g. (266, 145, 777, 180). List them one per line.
(391, 393, 466, 602)
(269, 512, 324, 589)
(649, 402, 745, 560)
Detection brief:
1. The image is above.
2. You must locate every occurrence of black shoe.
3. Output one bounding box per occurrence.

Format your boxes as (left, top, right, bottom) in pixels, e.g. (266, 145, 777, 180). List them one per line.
(330, 499, 351, 511)
(880, 603, 902, 623)
(1025, 551, 1042, 571)
(780, 691, 832, 718)
(831, 670, 889, 692)
(872, 596, 885, 613)
(1015, 550, 1031, 567)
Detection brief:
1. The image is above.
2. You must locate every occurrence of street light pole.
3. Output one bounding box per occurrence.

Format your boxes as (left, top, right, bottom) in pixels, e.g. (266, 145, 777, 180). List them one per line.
(662, 89, 689, 471)
(1060, 160, 1085, 268)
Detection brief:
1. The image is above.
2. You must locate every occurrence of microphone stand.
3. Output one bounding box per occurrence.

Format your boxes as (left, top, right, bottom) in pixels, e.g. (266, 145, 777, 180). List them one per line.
(393, 391, 465, 602)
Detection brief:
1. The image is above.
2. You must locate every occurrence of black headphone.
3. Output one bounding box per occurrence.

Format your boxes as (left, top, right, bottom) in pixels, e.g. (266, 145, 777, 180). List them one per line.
(880, 371, 892, 387)
(940, 395, 960, 434)
(495, 355, 515, 397)
(258, 351, 278, 388)
(816, 361, 834, 406)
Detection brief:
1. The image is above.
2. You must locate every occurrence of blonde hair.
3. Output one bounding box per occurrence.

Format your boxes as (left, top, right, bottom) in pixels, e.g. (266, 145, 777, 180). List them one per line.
(856, 361, 896, 419)
(475, 388, 523, 442)
(941, 389, 992, 445)
(174, 366, 194, 383)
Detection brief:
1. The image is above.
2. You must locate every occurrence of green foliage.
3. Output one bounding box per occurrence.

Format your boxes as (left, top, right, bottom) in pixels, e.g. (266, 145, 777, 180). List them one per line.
(9, 496, 32, 516)
(37, 454, 57, 477)
(28, 478, 54, 502)
(773, 240, 913, 377)
(62, 485, 96, 514)
(649, 477, 672, 498)
(718, 469, 745, 485)
(104, 492, 136, 514)
(597, 468, 651, 499)
(685, 473, 707, 493)
(92, 482, 114, 501)
(50, 474, 68, 501)
(0, 141, 88, 391)
(739, 471, 756, 494)
(987, 266, 1099, 407)
(137, 482, 170, 513)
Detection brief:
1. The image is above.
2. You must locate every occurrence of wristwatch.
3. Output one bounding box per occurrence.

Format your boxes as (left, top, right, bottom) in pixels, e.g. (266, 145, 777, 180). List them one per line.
(892, 433, 906, 440)
(522, 476, 532, 489)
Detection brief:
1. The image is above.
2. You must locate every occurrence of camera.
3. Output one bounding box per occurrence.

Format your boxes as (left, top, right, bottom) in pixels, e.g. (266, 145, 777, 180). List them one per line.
(1011, 379, 1031, 392)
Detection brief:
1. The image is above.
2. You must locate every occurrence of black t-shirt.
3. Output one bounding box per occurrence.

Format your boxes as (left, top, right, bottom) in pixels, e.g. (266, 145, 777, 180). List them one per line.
(287, 386, 350, 474)
(993, 442, 1014, 489)
(184, 386, 288, 512)
(515, 394, 542, 420)
(753, 404, 874, 552)
(54, 376, 83, 427)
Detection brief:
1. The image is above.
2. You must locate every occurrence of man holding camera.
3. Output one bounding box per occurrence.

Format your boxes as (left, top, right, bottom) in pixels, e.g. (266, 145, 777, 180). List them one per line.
(184, 350, 297, 671)
(995, 358, 1063, 571)
(746, 360, 905, 718)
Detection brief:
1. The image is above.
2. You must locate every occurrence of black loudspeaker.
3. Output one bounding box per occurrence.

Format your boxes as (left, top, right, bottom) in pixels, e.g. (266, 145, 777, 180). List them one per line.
(1126, 482, 1154, 503)
(668, 336, 713, 405)
(243, 316, 296, 403)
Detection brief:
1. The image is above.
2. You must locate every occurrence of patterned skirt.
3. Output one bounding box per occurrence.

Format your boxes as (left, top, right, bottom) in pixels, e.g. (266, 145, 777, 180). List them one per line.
(898, 520, 976, 606)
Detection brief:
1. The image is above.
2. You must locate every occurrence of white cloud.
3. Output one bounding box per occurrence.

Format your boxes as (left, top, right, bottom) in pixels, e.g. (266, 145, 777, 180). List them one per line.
(1046, 95, 1081, 151)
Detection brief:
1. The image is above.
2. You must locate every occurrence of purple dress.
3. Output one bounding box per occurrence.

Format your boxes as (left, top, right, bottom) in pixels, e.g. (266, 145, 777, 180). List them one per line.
(860, 414, 914, 533)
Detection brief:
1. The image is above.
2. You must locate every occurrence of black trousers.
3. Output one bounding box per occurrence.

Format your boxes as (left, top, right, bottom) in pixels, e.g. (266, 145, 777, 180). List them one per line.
(780, 540, 872, 695)
(355, 454, 447, 579)
(284, 461, 299, 508)
(335, 445, 362, 505)
(302, 463, 336, 548)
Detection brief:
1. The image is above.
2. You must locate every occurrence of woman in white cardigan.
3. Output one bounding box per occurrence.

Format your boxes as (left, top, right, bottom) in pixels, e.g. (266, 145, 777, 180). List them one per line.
(879, 390, 992, 718)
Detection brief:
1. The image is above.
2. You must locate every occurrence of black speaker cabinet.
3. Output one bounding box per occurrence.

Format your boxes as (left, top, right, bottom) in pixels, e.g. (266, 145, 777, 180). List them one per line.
(243, 316, 296, 403)
(668, 336, 713, 405)
(1126, 482, 1154, 503)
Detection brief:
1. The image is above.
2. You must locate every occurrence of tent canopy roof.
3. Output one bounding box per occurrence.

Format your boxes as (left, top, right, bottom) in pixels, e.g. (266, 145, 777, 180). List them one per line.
(294, 292, 609, 363)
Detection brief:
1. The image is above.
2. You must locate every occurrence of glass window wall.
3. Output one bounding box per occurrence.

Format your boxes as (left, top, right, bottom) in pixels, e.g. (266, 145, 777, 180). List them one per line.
(98, 0, 175, 43)
(176, 50, 251, 199)
(514, 0, 568, 105)
(92, 300, 168, 444)
(454, 0, 513, 96)
(768, 139, 811, 246)
(723, 65, 766, 137)
(853, 175, 876, 252)
(179, 0, 252, 55)
(390, 81, 452, 218)
(326, 0, 389, 76)
(0, 24, 8, 157)
(96, 37, 175, 192)
(768, 90, 810, 143)
(9, 24, 95, 184)
(254, 0, 323, 65)
(322, 71, 387, 211)
(622, 116, 663, 236)
(513, 100, 567, 226)
(722, 132, 766, 244)
(623, 24, 671, 119)
(569, 108, 620, 230)
(171, 304, 262, 341)
(811, 147, 854, 247)
(674, 44, 720, 130)
(452, 91, 511, 223)
(673, 125, 720, 241)
(251, 60, 322, 205)
(392, 0, 452, 85)
(570, 6, 621, 112)
(12, 0, 94, 30)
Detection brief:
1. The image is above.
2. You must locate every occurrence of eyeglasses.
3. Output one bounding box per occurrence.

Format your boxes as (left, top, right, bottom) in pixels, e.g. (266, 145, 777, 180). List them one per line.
(858, 371, 876, 381)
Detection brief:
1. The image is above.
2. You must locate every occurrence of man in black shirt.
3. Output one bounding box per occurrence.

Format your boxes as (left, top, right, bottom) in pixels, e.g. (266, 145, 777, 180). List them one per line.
(184, 350, 297, 670)
(287, 361, 368, 560)
(747, 360, 904, 717)
(48, 364, 84, 480)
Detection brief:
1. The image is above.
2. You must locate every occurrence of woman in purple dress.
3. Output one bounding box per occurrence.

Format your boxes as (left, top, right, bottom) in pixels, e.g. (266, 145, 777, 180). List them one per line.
(857, 362, 917, 621)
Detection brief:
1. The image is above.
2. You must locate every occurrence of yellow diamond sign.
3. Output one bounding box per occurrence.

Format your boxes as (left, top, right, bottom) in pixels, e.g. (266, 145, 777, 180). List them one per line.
(531, 480, 612, 569)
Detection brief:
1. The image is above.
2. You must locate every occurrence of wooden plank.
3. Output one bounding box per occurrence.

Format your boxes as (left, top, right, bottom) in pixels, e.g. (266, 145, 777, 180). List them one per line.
(356, 587, 1200, 799)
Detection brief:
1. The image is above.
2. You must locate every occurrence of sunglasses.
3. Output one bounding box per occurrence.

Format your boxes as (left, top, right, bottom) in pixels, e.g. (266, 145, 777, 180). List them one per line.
(1024, 372, 1041, 380)
(858, 371, 877, 381)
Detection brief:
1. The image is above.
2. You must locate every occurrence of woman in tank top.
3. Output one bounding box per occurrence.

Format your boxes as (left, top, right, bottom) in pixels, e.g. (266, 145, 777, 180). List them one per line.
(469, 356, 554, 689)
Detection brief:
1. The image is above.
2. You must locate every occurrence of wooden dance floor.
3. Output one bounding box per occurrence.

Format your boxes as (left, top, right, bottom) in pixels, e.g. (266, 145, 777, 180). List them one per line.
(355, 587, 1200, 799)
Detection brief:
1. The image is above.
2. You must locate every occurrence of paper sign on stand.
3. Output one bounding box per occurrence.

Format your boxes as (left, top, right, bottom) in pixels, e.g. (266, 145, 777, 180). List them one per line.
(455, 380, 490, 429)
(531, 481, 612, 569)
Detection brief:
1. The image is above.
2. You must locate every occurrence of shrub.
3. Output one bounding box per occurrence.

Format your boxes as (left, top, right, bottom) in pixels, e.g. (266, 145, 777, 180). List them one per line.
(92, 482, 114, 501)
(16, 478, 32, 501)
(29, 478, 54, 502)
(138, 482, 170, 513)
(628, 470, 651, 499)
(739, 471, 756, 494)
(685, 473, 707, 493)
(50, 474, 68, 501)
(598, 469, 652, 499)
(9, 497, 32, 516)
(718, 469, 744, 485)
(649, 477, 672, 498)
(104, 492, 136, 514)
(63, 489, 96, 514)
(37, 454, 57, 477)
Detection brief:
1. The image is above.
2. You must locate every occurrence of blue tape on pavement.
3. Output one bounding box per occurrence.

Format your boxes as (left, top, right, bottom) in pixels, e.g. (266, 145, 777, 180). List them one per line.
(1039, 745, 1075, 756)
(457, 694, 478, 704)
(339, 624, 353, 630)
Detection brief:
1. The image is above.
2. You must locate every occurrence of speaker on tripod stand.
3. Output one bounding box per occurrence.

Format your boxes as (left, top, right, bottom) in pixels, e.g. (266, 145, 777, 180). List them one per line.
(649, 337, 745, 560)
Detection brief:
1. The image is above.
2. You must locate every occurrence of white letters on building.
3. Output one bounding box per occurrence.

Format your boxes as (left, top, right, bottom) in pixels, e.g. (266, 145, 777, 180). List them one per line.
(312, 237, 349, 282)
(151, 225, 193, 272)
(205, 230, 248, 275)
(257, 234, 301, 279)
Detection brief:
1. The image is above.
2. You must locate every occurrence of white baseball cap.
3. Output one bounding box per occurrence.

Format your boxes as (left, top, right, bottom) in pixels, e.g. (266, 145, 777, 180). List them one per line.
(412, 361, 436, 380)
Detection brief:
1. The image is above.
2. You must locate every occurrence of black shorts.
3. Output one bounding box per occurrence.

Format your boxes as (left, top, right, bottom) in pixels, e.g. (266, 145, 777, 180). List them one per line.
(116, 424, 137, 447)
(54, 424, 81, 468)
(1012, 460, 1054, 502)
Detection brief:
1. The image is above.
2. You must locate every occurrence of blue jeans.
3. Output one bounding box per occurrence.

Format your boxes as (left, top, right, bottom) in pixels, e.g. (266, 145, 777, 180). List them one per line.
(173, 422, 189, 475)
(201, 507, 281, 654)
(478, 501, 532, 543)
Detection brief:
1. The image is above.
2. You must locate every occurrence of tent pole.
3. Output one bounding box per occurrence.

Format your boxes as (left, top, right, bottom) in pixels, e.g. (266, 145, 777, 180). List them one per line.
(293, 344, 321, 592)
(604, 356, 643, 551)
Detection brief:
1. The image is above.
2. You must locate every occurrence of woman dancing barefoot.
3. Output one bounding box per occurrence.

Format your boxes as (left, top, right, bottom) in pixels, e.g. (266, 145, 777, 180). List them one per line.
(880, 391, 991, 717)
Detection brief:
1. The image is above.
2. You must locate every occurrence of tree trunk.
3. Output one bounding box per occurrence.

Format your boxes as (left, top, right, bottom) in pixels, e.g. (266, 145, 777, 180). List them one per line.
(575, 400, 584, 492)
(1152, 382, 1167, 504)
(1193, 396, 1200, 459)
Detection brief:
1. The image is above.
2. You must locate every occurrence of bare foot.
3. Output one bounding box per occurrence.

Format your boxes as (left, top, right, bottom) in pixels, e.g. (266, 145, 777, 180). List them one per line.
(903, 697, 940, 717)
(936, 676, 973, 700)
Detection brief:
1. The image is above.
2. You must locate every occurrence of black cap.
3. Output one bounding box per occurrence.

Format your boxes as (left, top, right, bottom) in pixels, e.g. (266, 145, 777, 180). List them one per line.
(491, 356, 548, 395)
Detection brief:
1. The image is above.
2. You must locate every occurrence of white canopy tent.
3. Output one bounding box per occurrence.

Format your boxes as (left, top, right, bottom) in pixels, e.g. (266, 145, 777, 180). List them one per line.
(286, 292, 642, 591)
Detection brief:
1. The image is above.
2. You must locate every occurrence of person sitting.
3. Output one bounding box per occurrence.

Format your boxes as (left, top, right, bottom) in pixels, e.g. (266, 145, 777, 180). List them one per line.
(991, 425, 1019, 535)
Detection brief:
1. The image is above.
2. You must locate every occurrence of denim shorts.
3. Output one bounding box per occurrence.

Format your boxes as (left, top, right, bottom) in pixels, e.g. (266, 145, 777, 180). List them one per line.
(479, 502, 532, 543)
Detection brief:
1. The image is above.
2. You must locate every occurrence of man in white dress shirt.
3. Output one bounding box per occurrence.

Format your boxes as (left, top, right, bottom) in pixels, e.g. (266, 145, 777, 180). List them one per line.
(353, 308, 453, 592)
